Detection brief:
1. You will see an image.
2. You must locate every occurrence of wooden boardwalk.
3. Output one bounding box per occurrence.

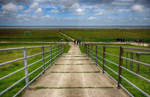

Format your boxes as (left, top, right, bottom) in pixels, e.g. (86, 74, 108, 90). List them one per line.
(22, 43, 129, 97)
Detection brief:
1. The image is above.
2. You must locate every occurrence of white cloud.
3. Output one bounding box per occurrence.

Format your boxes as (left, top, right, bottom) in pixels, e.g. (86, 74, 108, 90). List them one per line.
(50, 9, 59, 13)
(35, 8, 42, 14)
(24, 2, 39, 13)
(2, 3, 23, 14)
(30, 2, 39, 9)
(76, 8, 84, 15)
(88, 16, 96, 20)
(43, 15, 51, 18)
(118, 9, 130, 12)
(95, 11, 104, 16)
(132, 4, 144, 12)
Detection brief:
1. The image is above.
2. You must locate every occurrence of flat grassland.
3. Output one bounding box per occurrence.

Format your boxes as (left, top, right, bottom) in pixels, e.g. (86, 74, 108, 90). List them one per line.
(0, 30, 70, 42)
(0, 29, 150, 42)
(62, 29, 150, 42)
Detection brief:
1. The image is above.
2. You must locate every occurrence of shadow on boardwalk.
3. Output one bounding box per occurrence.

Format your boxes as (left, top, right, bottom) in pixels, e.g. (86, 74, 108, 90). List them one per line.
(22, 43, 129, 97)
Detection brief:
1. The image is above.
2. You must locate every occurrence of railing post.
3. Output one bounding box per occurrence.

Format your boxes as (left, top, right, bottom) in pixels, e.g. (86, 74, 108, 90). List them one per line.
(50, 45, 52, 65)
(55, 44, 57, 62)
(130, 52, 133, 71)
(96, 45, 98, 66)
(91, 44, 93, 58)
(23, 48, 29, 88)
(63, 44, 65, 54)
(117, 46, 123, 88)
(87, 44, 88, 56)
(42, 46, 45, 73)
(102, 46, 106, 73)
(61, 44, 63, 54)
(126, 52, 128, 68)
(136, 53, 140, 73)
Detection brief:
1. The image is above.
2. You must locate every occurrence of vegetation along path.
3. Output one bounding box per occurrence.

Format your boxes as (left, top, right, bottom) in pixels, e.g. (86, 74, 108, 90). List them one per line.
(22, 43, 129, 97)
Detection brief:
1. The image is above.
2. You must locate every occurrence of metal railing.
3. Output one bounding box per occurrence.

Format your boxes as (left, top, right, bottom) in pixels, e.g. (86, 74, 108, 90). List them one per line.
(83, 43, 150, 97)
(0, 44, 65, 97)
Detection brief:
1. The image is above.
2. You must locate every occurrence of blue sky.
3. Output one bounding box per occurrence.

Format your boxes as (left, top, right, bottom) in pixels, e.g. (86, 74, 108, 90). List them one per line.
(0, 0, 150, 26)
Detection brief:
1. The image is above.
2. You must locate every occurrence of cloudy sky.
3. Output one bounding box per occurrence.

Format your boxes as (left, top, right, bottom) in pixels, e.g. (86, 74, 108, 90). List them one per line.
(0, 0, 150, 26)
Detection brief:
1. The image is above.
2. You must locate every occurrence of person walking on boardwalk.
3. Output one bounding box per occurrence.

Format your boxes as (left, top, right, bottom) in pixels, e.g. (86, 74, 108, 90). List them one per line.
(74, 40, 76, 45)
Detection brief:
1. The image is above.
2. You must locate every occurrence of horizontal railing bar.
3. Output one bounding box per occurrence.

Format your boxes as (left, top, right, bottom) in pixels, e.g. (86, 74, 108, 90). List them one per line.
(123, 47, 150, 51)
(105, 65, 118, 75)
(105, 52, 119, 58)
(0, 49, 60, 80)
(125, 51, 150, 55)
(121, 66, 150, 83)
(121, 75, 150, 97)
(0, 48, 59, 66)
(28, 65, 43, 76)
(0, 57, 24, 66)
(27, 52, 42, 58)
(97, 59, 134, 97)
(122, 56, 150, 67)
(0, 44, 64, 97)
(13, 50, 62, 97)
(0, 67, 25, 80)
(13, 84, 27, 97)
(97, 54, 150, 82)
(86, 44, 150, 51)
(120, 84, 134, 97)
(0, 76, 25, 96)
(45, 59, 55, 71)
(0, 44, 61, 51)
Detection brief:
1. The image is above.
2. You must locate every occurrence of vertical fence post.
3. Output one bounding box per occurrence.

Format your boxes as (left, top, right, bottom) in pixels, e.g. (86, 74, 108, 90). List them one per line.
(96, 45, 98, 66)
(42, 46, 45, 73)
(63, 44, 65, 54)
(91, 44, 93, 58)
(85, 44, 87, 54)
(126, 52, 128, 68)
(23, 48, 29, 88)
(117, 46, 123, 88)
(130, 52, 133, 71)
(87, 44, 89, 56)
(55, 44, 57, 62)
(136, 53, 140, 73)
(50, 45, 52, 65)
(102, 46, 106, 73)
(61, 44, 63, 54)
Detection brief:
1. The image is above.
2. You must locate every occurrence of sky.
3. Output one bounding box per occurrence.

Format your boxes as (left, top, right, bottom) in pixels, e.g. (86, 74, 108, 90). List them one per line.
(0, 0, 150, 26)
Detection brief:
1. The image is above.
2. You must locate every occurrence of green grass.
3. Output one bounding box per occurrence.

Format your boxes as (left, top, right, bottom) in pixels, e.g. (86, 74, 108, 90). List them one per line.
(0, 43, 70, 97)
(0, 30, 71, 42)
(61, 29, 150, 42)
(34, 86, 113, 90)
(80, 44, 150, 97)
(63, 44, 71, 53)
(1, 29, 150, 42)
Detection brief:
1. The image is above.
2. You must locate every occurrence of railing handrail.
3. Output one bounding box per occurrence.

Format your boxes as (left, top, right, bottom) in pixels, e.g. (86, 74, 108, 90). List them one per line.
(0, 45, 58, 51)
(83, 43, 150, 97)
(84, 44, 150, 51)
(0, 43, 65, 97)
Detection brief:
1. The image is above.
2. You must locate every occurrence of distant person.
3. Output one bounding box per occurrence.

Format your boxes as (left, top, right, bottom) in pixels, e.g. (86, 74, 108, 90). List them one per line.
(73, 40, 76, 45)
(77, 40, 79, 45)
(79, 40, 81, 45)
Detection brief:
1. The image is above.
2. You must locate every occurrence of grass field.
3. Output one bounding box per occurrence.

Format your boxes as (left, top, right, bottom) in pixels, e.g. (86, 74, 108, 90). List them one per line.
(1, 29, 150, 42)
(0, 30, 70, 42)
(0, 43, 70, 97)
(80, 44, 150, 97)
(62, 29, 150, 42)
